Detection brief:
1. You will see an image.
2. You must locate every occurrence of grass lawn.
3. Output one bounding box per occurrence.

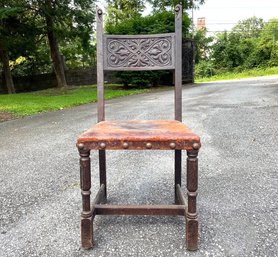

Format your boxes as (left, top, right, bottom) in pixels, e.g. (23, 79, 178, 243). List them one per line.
(0, 84, 150, 118)
(195, 66, 278, 83)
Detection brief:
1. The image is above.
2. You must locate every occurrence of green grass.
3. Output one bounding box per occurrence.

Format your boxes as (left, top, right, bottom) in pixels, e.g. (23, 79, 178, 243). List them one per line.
(0, 84, 150, 117)
(195, 66, 278, 83)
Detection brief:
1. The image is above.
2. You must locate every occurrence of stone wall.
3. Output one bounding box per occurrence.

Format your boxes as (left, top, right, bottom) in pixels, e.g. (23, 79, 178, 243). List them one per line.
(182, 39, 194, 84)
(0, 68, 120, 93)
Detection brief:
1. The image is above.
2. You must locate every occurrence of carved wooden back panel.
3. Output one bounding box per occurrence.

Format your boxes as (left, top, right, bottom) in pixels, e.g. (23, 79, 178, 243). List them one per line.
(103, 34, 175, 71)
(96, 5, 182, 122)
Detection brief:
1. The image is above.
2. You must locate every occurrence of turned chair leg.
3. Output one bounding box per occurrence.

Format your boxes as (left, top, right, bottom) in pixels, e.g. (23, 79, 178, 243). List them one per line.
(99, 150, 107, 203)
(79, 148, 93, 249)
(186, 150, 199, 251)
(175, 149, 182, 204)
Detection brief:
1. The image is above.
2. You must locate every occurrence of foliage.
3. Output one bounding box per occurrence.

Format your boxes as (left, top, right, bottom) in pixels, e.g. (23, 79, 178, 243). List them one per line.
(106, 0, 145, 26)
(147, 0, 205, 12)
(106, 10, 190, 36)
(0, 0, 96, 77)
(105, 11, 190, 87)
(194, 28, 213, 63)
(196, 16, 278, 78)
(25, 0, 95, 47)
(0, 3, 40, 93)
(232, 16, 264, 38)
(211, 31, 246, 69)
(0, 5, 36, 58)
(0, 84, 150, 116)
(259, 19, 278, 66)
(195, 66, 278, 82)
(195, 60, 215, 77)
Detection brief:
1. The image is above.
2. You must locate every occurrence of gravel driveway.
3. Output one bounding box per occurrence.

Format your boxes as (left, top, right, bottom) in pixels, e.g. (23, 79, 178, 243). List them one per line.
(0, 76, 277, 257)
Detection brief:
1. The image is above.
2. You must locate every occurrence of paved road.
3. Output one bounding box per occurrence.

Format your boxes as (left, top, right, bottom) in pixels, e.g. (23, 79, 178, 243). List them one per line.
(0, 76, 277, 257)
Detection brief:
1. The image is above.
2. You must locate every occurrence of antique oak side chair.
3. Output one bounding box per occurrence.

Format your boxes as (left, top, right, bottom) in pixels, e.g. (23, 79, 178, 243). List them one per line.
(76, 4, 201, 251)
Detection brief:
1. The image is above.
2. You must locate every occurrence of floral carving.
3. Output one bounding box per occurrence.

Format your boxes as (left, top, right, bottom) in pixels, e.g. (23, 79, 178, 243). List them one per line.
(105, 36, 174, 69)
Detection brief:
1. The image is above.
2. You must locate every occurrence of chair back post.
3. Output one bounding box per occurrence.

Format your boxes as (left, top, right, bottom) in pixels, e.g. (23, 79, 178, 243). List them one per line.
(174, 4, 182, 122)
(96, 7, 105, 122)
(96, 5, 182, 122)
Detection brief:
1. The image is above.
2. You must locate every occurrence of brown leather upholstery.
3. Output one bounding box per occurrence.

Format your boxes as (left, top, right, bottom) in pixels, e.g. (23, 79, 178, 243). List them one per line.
(77, 120, 200, 150)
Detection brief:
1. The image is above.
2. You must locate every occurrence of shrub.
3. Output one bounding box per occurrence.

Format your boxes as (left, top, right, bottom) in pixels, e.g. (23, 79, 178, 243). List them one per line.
(195, 61, 216, 78)
(105, 11, 190, 87)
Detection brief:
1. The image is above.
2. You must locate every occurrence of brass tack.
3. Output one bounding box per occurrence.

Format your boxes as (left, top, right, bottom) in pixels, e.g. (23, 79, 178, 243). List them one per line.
(192, 142, 201, 150)
(146, 143, 152, 149)
(123, 142, 129, 149)
(77, 143, 84, 149)
(99, 142, 106, 149)
(169, 142, 176, 149)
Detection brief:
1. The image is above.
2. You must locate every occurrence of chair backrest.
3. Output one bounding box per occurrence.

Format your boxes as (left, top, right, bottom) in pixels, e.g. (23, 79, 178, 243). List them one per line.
(96, 5, 182, 122)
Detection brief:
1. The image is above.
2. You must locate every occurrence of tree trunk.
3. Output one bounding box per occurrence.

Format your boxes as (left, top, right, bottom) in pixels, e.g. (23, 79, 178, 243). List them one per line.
(45, 0, 67, 88)
(0, 48, 16, 94)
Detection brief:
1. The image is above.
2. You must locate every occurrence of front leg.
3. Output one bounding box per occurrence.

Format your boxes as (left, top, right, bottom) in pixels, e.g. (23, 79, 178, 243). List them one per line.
(186, 147, 199, 250)
(78, 144, 93, 249)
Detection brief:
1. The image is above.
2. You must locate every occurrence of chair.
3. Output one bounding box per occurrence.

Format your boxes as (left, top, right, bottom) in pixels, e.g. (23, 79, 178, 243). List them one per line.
(76, 4, 201, 251)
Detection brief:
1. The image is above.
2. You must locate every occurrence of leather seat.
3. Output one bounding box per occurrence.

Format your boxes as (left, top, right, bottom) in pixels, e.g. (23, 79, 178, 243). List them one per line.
(78, 120, 200, 150)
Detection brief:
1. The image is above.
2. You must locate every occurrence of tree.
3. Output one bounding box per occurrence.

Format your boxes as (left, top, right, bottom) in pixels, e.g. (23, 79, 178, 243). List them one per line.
(198, 16, 278, 76)
(0, 47, 15, 94)
(43, 0, 67, 88)
(105, 11, 190, 87)
(0, 7, 18, 93)
(105, 9, 190, 36)
(232, 16, 264, 39)
(258, 19, 278, 66)
(0, 4, 37, 93)
(194, 27, 213, 63)
(208, 17, 264, 70)
(1, 0, 96, 89)
(39, 0, 96, 87)
(147, 0, 205, 12)
(106, 0, 145, 26)
(27, 0, 95, 88)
